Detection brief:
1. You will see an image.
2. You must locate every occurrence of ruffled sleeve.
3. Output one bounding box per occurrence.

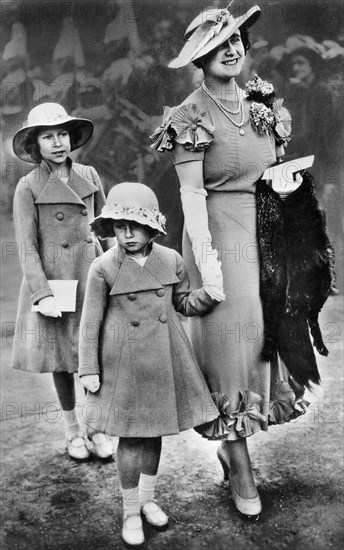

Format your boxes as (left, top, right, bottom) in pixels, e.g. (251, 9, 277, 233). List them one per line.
(149, 106, 176, 152)
(150, 103, 214, 164)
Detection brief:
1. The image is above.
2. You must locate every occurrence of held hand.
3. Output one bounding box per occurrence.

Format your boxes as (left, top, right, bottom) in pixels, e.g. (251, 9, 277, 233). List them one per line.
(38, 296, 62, 317)
(199, 252, 225, 301)
(80, 375, 100, 393)
(294, 172, 303, 185)
(272, 171, 303, 196)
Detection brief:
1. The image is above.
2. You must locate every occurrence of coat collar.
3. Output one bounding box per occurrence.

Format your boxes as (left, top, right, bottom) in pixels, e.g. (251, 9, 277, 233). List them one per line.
(110, 243, 180, 295)
(34, 158, 99, 205)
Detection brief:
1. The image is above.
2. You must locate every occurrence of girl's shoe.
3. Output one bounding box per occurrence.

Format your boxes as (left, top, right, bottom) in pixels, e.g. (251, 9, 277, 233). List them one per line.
(141, 500, 169, 529)
(229, 475, 262, 520)
(67, 436, 90, 461)
(89, 433, 113, 459)
(122, 514, 144, 546)
(216, 444, 230, 481)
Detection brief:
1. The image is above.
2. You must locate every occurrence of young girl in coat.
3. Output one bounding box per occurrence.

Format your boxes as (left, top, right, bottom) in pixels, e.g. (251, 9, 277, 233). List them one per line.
(78, 182, 222, 546)
(11, 102, 113, 461)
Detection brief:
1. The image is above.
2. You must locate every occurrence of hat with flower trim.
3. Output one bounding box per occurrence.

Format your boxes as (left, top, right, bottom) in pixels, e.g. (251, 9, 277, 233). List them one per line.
(90, 182, 167, 238)
(168, 2, 260, 68)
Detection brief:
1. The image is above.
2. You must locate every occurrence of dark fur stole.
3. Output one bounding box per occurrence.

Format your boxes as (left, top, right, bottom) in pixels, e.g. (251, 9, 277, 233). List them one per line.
(256, 171, 332, 387)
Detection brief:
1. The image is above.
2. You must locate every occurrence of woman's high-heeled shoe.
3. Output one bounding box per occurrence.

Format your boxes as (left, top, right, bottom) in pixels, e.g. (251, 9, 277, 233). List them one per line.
(217, 444, 262, 519)
(217, 444, 230, 481)
(229, 476, 262, 520)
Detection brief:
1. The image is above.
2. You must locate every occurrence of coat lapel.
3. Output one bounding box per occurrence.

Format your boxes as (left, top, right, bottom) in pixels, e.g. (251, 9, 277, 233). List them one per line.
(143, 245, 180, 285)
(110, 244, 179, 295)
(34, 159, 98, 205)
(69, 163, 99, 200)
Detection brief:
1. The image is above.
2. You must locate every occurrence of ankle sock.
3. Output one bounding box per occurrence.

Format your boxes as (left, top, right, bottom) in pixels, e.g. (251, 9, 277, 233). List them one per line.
(62, 409, 81, 440)
(139, 473, 157, 506)
(121, 486, 140, 518)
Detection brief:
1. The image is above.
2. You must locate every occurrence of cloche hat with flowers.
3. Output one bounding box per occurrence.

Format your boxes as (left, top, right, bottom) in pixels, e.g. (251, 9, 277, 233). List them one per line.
(12, 102, 94, 163)
(90, 182, 167, 239)
(168, 1, 261, 69)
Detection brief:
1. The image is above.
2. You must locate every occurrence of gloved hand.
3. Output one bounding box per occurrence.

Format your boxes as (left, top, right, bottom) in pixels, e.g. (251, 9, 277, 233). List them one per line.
(180, 185, 225, 301)
(272, 171, 303, 196)
(38, 296, 62, 317)
(199, 246, 224, 301)
(80, 374, 100, 393)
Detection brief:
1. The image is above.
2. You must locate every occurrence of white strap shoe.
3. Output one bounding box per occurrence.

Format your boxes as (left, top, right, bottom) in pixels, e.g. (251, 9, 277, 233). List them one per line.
(122, 514, 144, 546)
(67, 436, 90, 461)
(141, 500, 169, 529)
(90, 433, 113, 459)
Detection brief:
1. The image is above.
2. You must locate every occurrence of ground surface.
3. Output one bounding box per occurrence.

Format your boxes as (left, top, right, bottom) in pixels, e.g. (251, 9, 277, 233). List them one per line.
(1, 212, 343, 550)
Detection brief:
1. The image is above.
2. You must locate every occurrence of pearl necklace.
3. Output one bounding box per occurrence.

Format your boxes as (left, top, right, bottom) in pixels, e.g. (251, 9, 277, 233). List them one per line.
(202, 81, 246, 135)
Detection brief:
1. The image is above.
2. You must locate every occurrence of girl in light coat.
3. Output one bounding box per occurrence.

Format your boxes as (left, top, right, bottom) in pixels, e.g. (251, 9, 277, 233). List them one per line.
(12, 102, 112, 460)
(79, 182, 221, 546)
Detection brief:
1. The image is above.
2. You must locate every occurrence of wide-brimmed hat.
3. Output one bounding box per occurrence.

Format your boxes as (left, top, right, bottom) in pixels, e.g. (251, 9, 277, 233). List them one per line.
(168, 4, 261, 68)
(12, 102, 94, 163)
(277, 35, 325, 78)
(91, 182, 167, 239)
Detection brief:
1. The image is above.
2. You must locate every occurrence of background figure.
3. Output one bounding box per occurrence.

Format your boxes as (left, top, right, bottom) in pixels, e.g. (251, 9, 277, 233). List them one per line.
(278, 36, 330, 164)
(47, 16, 85, 113)
(1, 21, 34, 212)
(71, 74, 113, 165)
(277, 35, 343, 290)
(317, 43, 344, 289)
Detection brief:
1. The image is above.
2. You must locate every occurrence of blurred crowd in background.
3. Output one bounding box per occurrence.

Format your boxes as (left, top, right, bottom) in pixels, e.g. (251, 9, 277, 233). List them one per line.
(1, 0, 343, 283)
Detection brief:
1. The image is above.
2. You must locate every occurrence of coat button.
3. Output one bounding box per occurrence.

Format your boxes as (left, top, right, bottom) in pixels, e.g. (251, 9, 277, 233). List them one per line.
(159, 314, 168, 323)
(61, 241, 69, 248)
(56, 212, 64, 221)
(156, 289, 165, 297)
(86, 236, 93, 243)
(128, 293, 137, 301)
(81, 209, 88, 216)
(131, 319, 140, 327)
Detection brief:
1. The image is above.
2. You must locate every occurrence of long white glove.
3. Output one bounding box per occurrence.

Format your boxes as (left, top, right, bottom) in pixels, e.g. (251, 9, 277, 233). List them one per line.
(180, 185, 225, 301)
(80, 375, 100, 393)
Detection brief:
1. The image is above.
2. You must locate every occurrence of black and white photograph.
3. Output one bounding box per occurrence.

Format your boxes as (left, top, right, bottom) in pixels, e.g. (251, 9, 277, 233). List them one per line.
(1, 0, 343, 548)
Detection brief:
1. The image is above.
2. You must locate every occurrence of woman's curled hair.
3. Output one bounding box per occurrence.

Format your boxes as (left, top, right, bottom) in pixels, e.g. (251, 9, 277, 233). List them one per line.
(193, 26, 251, 69)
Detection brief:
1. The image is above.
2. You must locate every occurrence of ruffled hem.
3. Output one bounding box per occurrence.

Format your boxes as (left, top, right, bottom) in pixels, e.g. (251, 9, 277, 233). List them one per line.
(195, 390, 266, 440)
(150, 103, 214, 152)
(195, 379, 310, 440)
(268, 378, 310, 425)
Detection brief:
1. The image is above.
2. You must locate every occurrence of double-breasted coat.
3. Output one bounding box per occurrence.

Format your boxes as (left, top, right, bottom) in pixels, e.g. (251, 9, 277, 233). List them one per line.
(78, 243, 220, 437)
(11, 158, 107, 373)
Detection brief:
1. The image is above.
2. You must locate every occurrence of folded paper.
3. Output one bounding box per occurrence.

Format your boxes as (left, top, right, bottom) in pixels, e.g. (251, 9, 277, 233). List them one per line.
(262, 155, 314, 194)
(32, 280, 78, 312)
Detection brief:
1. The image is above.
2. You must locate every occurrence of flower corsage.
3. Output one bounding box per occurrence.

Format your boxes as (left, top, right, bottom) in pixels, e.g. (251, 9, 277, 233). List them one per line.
(245, 75, 291, 144)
